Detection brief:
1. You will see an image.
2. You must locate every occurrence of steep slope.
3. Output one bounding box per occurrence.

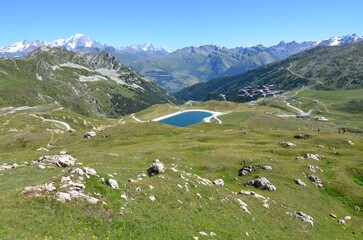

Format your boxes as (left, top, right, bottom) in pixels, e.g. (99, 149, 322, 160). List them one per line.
(0, 47, 176, 117)
(174, 42, 363, 102)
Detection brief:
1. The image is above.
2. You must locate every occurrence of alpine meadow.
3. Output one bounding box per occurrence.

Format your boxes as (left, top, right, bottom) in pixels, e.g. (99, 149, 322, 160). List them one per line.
(0, 1, 363, 239)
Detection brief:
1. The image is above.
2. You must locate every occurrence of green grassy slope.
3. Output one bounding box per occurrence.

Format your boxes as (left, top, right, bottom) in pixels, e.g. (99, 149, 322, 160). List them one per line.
(0, 90, 362, 239)
(0, 48, 177, 117)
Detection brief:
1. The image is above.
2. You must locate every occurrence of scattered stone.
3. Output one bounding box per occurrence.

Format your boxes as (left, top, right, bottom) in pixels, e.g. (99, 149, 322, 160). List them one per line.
(177, 200, 183, 204)
(128, 178, 136, 183)
(294, 179, 306, 187)
(294, 134, 303, 139)
(107, 179, 119, 189)
(307, 165, 323, 173)
(37, 147, 49, 152)
(84, 131, 97, 139)
(295, 157, 304, 161)
(308, 175, 323, 188)
(245, 177, 276, 191)
(354, 206, 361, 212)
(338, 219, 346, 225)
(193, 237, 199, 240)
(61, 176, 71, 183)
(213, 179, 224, 187)
(318, 145, 325, 149)
(56, 192, 71, 202)
(345, 140, 355, 146)
(38, 154, 76, 167)
(149, 195, 156, 202)
(199, 231, 209, 236)
(38, 164, 46, 170)
(197, 193, 202, 198)
(261, 165, 273, 171)
(329, 213, 337, 219)
(177, 184, 183, 189)
(239, 166, 253, 176)
(210, 232, 217, 237)
(286, 211, 314, 226)
(83, 167, 97, 176)
(305, 153, 324, 161)
(120, 193, 128, 200)
(263, 203, 269, 209)
(136, 187, 141, 192)
(147, 159, 166, 177)
(344, 216, 351, 220)
(280, 141, 296, 147)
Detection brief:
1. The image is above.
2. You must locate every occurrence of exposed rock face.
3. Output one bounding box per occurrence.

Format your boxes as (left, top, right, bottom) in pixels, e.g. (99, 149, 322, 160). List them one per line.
(213, 179, 224, 187)
(245, 177, 276, 191)
(84, 131, 97, 139)
(294, 179, 307, 186)
(147, 159, 166, 177)
(37, 154, 76, 167)
(286, 211, 314, 226)
(280, 141, 296, 147)
(107, 179, 119, 189)
(304, 153, 324, 161)
(308, 175, 324, 188)
(239, 166, 253, 176)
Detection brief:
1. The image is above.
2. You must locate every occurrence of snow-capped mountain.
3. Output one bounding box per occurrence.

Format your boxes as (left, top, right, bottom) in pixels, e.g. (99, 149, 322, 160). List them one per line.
(48, 34, 104, 50)
(315, 33, 363, 47)
(0, 39, 46, 54)
(118, 43, 171, 53)
(0, 34, 170, 57)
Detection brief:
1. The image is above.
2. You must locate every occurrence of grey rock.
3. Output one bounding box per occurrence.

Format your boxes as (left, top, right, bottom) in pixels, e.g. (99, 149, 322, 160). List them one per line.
(56, 192, 71, 202)
(213, 179, 224, 187)
(287, 211, 314, 226)
(147, 159, 166, 177)
(294, 179, 307, 186)
(239, 166, 253, 176)
(84, 131, 97, 139)
(308, 175, 324, 188)
(107, 179, 119, 189)
(245, 177, 276, 191)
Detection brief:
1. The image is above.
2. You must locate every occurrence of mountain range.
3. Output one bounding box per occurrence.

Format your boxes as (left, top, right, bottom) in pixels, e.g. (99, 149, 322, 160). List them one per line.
(174, 41, 363, 102)
(0, 46, 176, 117)
(1, 34, 362, 92)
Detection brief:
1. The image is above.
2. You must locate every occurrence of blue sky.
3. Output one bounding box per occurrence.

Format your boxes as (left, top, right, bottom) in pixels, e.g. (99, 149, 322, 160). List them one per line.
(1, 0, 362, 49)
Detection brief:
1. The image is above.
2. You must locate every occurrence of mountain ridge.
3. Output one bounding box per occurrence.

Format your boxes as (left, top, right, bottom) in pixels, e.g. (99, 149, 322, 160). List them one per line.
(174, 42, 363, 102)
(0, 47, 176, 117)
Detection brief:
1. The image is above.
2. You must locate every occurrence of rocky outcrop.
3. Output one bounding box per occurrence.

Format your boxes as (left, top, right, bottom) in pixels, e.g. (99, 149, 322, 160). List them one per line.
(294, 179, 306, 187)
(308, 175, 323, 188)
(286, 211, 314, 226)
(147, 159, 166, 177)
(245, 177, 276, 191)
(213, 179, 224, 187)
(239, 166, 253, 176)
(84, 131, 97, 139)
(37, 154, 76, 167)
(107, 179, 119, 189)
(280, 141, 296, 147)
(304, 153, 324, 161)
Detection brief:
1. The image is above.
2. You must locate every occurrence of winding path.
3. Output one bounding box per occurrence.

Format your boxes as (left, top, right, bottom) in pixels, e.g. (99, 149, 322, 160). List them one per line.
(43, 119, 71, 131)
(286, 63, 323, 84)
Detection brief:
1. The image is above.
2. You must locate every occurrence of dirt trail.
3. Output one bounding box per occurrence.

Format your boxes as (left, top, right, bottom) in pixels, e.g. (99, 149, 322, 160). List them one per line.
(1, 116, 14, 127)
(286, 63, 323, 84)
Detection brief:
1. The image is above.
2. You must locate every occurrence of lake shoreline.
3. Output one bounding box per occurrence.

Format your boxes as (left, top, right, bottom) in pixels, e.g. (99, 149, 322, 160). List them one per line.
(152, 109, 225, 125)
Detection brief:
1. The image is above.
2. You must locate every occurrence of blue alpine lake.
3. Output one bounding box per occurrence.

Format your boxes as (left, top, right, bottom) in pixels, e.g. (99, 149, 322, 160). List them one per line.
(37, 109, 51, 113)
(158, 111, 213, 127)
